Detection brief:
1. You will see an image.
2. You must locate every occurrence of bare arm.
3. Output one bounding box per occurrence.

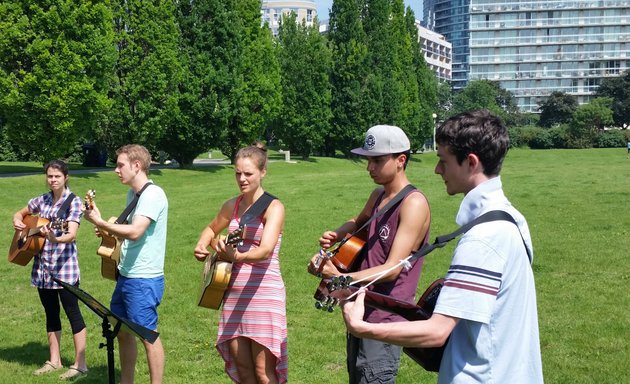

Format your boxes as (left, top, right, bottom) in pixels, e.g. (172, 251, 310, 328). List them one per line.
(193, 199, 234, 261)
(346, 191, 430, 283)
(13, 206, 30, 230)
(83, 202, 151, 241)
(342, 289, 457, 348)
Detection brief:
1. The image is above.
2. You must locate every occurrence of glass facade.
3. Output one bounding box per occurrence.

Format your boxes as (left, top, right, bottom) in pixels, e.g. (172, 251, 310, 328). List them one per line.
(424, 0, 630, 112)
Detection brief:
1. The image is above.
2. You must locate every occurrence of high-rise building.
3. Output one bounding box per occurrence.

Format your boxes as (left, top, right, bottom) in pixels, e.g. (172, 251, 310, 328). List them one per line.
(416, 21, 453, 82)
(261, 0, 318, 35)
(424, 0, 630, 112)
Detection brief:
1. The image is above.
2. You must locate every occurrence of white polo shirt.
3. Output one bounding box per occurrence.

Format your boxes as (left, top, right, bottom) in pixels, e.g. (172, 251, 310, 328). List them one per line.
(434, 177, 543, 384)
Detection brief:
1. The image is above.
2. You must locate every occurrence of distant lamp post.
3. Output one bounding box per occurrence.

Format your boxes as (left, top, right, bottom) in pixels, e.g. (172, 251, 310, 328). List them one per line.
(432, 113, 438, 151)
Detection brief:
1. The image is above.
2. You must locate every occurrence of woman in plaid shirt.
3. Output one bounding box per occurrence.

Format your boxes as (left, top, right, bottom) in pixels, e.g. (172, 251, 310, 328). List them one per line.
(12, 160, 89, 380)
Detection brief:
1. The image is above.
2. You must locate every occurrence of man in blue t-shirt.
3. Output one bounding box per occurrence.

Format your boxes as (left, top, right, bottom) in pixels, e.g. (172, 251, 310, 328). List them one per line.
(84, 144, 168, 384)
(341, 110, 543, 383)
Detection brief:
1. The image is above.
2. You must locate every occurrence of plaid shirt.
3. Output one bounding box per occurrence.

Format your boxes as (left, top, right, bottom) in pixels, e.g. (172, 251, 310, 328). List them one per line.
(28, 189, 82, 289)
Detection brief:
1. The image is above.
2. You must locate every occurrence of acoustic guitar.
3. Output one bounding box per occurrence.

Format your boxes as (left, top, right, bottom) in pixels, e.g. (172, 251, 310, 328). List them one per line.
(312, 230, 367, 275)
(198, 228, 244, 309)
(8, 215, 69, 266)
(85, 190, 121, 281)
(314, 277, 447, 372)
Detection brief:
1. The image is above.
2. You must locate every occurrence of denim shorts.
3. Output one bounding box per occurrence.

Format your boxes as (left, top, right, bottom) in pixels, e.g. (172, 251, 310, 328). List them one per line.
(111, 275, 164, 330)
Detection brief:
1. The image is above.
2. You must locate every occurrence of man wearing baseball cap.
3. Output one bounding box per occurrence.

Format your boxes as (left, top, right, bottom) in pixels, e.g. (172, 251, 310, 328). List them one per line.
(309, 125, 431, 383)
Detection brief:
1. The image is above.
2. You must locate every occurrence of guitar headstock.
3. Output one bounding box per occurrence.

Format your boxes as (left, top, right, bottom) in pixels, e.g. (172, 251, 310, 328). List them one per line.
(314, 275, 354, 312)
(84, 189, 96, 210)
(49, 219, 69, 233)
(226, 226, 244, 246)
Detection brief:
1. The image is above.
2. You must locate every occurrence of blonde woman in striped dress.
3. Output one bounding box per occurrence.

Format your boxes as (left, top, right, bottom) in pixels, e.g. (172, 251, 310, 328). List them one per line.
(194, 143, 288, 383)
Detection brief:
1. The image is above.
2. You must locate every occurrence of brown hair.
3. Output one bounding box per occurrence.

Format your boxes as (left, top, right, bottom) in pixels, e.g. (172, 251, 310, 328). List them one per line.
(235, 141, 268, 171)
(436, 109, 509, 176)
(116, 144, 151, 173)
(44, 159, 69, 187)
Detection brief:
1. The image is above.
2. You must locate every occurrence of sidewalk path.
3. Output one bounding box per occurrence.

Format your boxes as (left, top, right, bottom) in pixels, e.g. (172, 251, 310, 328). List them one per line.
(0, 158, 231, 178)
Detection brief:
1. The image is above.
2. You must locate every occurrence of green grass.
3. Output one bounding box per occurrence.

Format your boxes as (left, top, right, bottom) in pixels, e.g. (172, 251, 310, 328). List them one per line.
(0, 148, 628, 383)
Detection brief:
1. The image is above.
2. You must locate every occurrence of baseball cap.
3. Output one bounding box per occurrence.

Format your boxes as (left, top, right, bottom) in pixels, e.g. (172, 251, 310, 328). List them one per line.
(351, 125, 411, 157)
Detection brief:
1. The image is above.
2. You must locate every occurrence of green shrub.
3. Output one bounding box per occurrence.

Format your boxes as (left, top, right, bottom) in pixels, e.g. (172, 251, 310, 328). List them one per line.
(594, 130, 626, 148)
(530, 126, 568, 149)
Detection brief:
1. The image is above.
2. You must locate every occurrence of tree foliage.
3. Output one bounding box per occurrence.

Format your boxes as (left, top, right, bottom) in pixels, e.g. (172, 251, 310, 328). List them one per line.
(216, 0, 281, 162)
(451, 80, 519, 125)
(596, 71, 630, 128)
(538, 91, 578, 128)
(98, 0, 181, 159)
(276, 13, 332, 160)
(328, 0, 368, 156)
(0, 0, 116, 162)
(167, 0, 226, 167)
(568, 97, 614, 148)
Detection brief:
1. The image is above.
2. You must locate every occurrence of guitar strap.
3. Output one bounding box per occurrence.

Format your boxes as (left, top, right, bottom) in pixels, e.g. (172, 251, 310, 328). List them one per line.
(239, 191, 277, 229)
(408, 210, 532, 263)
(115, 182, 153, 224)
(55, 192, 76, 220)
(349, 184, 416, 239)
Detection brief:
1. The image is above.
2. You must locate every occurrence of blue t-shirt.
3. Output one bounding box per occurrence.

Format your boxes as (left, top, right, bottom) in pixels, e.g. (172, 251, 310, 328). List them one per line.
(119, 183, 168, 278)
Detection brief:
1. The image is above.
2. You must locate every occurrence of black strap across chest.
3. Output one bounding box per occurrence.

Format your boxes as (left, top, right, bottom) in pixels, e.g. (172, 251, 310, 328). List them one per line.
(55, 192, 76, 220)
(116, 182, 153, 224)
(409, 210, 532, 263)
(353, 184, 416, 237)
(239, 191, 277, 228)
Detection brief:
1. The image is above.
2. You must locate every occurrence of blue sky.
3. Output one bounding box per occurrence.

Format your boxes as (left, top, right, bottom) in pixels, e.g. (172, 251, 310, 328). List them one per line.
(316, 0, 423, 21)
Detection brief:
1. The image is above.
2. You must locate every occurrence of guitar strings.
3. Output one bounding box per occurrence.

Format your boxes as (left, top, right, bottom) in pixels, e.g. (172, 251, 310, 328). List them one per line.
(343, 255, 415, 301)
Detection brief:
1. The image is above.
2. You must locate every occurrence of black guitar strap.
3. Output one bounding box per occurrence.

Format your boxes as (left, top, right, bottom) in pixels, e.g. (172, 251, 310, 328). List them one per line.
(408, 210, 532, 263)
(55, 192, 76, 220)
(115, 182, 153, 224)
(350, 184, 416, 238)
(239, 191, 277, 229)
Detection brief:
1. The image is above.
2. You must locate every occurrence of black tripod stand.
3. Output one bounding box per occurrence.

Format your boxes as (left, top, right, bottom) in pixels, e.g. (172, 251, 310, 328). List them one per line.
(53, 277, 159, 384)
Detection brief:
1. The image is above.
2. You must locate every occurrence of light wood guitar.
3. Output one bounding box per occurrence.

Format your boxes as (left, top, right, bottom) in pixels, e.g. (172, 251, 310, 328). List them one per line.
(97, 217, 121, 281)
(198, 228, 243, 309)
(8, 215, 68, 266)
(314, 277, 447, 372)
(85, 189, 121, 281)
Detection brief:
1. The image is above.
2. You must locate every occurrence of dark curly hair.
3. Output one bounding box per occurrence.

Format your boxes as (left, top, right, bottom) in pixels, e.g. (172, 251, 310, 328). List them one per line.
(436, 109, 509, 176)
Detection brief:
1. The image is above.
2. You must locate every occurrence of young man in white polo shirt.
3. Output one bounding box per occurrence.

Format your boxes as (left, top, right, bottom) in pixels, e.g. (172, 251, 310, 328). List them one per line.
(341, 110, 544, 383)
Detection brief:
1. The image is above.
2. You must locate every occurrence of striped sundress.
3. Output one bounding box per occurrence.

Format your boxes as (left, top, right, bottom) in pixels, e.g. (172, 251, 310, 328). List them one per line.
(216, 195, 288, 383)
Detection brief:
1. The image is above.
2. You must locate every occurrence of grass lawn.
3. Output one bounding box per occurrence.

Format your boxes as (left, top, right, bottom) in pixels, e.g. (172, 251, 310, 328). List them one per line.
(0, 148, 628, 383)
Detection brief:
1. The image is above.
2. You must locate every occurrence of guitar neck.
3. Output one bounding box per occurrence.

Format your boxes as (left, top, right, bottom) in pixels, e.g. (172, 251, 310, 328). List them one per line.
(361, 289, 431, 321)
(322, 285, 431, 321)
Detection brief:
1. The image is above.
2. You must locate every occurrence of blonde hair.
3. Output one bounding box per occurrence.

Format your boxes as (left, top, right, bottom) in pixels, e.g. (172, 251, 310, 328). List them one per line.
(116, 144, 151, 173)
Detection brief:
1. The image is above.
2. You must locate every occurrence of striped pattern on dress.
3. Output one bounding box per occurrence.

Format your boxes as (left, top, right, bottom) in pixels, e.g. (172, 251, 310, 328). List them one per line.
(216, 196, 288, 383)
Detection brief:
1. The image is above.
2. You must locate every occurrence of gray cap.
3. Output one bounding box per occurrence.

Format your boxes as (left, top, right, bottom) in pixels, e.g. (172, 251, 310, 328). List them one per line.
(351, 125, 411, 157)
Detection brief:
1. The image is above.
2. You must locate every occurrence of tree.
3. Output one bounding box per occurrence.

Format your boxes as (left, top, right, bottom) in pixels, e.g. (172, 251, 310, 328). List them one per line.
(596, 71, 630, 128)
(166, 0, 227, 167)
(405, 6, 437, 151)
(276, 13, 332, 160)
(537, 91, 578, 128)
(328, 0, 368, 156)
(568, 97, 614, 148)
(216, 0, 281, 162)
(98, 0, 182, 158)
(451, 80, 518, 124)
(0, 0, 115, 162)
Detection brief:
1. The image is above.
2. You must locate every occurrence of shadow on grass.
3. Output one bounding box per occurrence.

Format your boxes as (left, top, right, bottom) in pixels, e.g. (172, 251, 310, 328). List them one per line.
(0, 341, 119, 383)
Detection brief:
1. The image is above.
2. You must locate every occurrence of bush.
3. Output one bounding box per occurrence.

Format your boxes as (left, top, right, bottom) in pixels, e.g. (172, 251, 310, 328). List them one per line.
(594, 130, 626, 148)
(530, 126, 568, 149)
(509, 125, 541, 148)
